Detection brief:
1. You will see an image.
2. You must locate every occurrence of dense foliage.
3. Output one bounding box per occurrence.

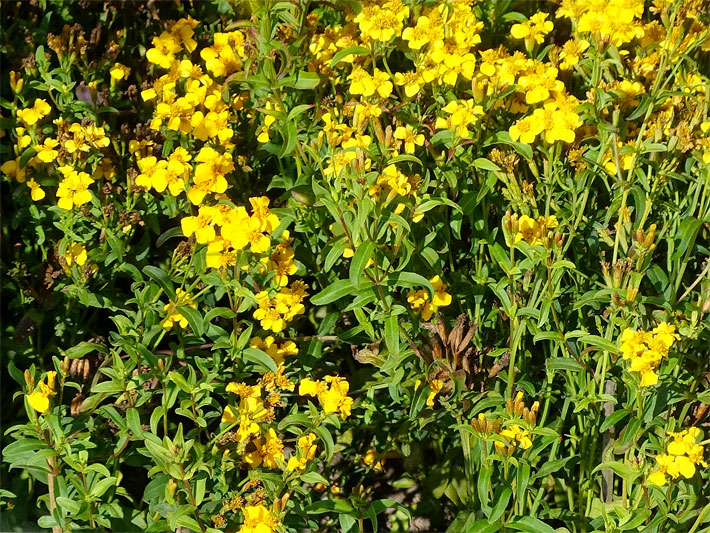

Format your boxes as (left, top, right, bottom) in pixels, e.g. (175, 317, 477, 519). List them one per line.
(2, 0, 710, 531)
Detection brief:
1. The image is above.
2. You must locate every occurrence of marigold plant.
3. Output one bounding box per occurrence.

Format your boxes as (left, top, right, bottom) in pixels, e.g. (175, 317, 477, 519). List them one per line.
(2, 0, 710, 532)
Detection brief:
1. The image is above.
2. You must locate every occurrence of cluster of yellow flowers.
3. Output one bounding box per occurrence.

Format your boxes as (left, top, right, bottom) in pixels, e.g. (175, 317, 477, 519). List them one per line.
(504, 214, 559, 247)
(252, 283, 308, 333)
(407, 275, 453, 321)
(2, 97, 113, 206)
(619, 322, 679, 386)
(298, 376, 354, 419)
(220, 377, 291, 467)
(180, 197, 277, 255)
(504, 63, 582, 145)
(648, 427, 707, 486)
(56, 165, 95, 210)
(495, 424, 533, 456)
(142, 17, 247, 153)
(435, 99, 484, 138)
(470, 393, 539, 456)
(16, 98, 51, 126)
(217, 373, 351, 479)
(557, 0, 645, 48)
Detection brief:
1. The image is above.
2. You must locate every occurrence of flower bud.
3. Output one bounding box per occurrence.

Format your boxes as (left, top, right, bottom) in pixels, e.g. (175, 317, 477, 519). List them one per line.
(9, 71, 23, 93)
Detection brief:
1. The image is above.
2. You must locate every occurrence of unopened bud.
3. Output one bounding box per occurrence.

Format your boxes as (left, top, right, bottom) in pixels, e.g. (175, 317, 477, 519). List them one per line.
(644, 224, 657, 247)
(626, 286, 638, 304)
(9, 71, 23, 93)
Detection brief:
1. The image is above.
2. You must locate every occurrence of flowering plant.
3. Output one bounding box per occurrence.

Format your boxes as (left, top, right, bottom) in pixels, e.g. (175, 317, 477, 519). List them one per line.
(2, 0, 710, 531)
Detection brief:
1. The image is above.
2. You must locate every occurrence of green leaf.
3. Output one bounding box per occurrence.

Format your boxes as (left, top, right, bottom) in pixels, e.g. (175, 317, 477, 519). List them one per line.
(300, 471, 329, 485)
(90, 477, 117, 499)
(579, 335, 618, 354)
(278, 71, 321, 89)
(384, 315, 400, 357)
(487, 487, 511, 523)
(311, 279, 358, 306)
(546, 357, 583, 373)
(19, 146, 37, 169)
(279, 120, 298, 157)
(313, 425, 334, 462)
(339, 514, 359, 533)
(55, 496, 81, 515)
(156, 227, 184, 247)
(64, 341, 108, 359)
(478, 463, 493, 507)
(330, 46, 371, 68)
(600, 409, 630, 433)
(144, 265, 175, 300)
(671, 217, 702, 261)
(243, 347, 278, 374)
(516, 462, 530, 508)
(386, 271, 434, 298)
(349, 240, 376, 288)
(176, 305, 204, 336)
(126, 407, 144, 438)
(532, 456, 576, 480)
(474, 158, 502, 172)
(91, 381, 125, 394)
(287, 104, 313, 121)
(508, 517, 556, 533)
(168, 371, 192, 393)
(306, 499, 354, 514)
(591, 461, 640, 484)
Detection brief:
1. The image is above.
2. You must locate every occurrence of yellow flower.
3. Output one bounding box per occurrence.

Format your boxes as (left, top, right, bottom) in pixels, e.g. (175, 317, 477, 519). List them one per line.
(509, 114, 545, 144)
(287, 432, 318, 471)
(146, 32, 181, 69)
(17, 99, 51, 126)
(559, 40, 590, 70)
(35, 138, 60, 163)
(349, 67, 392, 98)
(407, 275, 452, 321)
(435, 99, 483, 138)
(181, 205, 219, 244)
(299, 376, 353, 419)
(250, 336, 297, 366)
(510, 12, 554, 46)
(253, 291, 287, 333)
(109, 62, 131, 80)
(64, 242, 88, 267)
(27, 371, 57, 412)
(221, 405, 237, 424)
(239, 504, 278, 533)
(426, 379, 444, 407)
(394, 72, 423, 98)
(260, 428, 284, 469)
(27, 179, 45, 201)
(393, 125, 425, 154)
(363, 448, 386, 470)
